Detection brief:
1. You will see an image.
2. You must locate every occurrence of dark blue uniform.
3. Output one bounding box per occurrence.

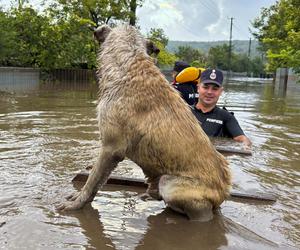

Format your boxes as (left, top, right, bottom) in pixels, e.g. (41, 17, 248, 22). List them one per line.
(191, 106, 244, 138)
(173, 82, 198, 106)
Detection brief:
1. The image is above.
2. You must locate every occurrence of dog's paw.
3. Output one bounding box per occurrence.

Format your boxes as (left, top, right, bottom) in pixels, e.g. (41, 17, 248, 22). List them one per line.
(65, 191, 80, 201)
(56, 199, 84, 211)
(56, 192, 85, 211)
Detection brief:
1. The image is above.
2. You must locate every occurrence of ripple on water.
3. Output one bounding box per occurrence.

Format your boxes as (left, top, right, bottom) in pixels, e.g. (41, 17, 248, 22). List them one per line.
(0, 85, 299, 249)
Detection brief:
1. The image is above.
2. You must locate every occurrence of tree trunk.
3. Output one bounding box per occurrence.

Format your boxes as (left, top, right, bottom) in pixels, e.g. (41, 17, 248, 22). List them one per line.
(129, 0, 137, 26)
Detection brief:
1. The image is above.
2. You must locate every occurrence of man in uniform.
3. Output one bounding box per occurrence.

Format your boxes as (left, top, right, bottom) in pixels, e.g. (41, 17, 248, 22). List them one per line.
(171, 61, 199, 106)
(191, 68, 252, 147)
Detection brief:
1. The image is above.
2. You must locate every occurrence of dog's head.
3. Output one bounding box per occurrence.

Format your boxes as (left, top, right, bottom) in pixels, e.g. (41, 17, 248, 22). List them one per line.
(94, 25, 112, 44)
(146, 39, 160, 57)
(94, 25, 160, 57)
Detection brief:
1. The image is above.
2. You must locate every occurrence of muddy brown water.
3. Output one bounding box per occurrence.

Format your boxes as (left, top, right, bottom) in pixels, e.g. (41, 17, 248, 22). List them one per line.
(0, 79, 299, 250)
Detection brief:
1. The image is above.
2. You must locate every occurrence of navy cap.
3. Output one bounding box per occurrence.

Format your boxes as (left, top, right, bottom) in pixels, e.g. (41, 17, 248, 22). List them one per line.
(173, 61, 190, 73)
(200, 69, 223, 87)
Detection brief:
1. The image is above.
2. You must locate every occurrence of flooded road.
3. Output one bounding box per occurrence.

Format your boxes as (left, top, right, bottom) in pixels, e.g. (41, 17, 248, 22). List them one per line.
(0, 80, 299, 249)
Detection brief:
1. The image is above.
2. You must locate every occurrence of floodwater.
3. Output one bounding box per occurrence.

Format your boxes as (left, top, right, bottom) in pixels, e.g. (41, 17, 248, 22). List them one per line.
(0, 79, 299, 250)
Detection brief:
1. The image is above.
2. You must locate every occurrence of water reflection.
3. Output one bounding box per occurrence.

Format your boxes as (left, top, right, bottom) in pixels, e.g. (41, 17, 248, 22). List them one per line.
(68, 186, 279, 250)
(0, 80, 299, 249)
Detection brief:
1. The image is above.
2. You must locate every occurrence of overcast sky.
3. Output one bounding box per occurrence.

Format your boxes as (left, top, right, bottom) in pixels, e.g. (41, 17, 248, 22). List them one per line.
(137, 0, 277, 41)
(1, 0, 277, 41)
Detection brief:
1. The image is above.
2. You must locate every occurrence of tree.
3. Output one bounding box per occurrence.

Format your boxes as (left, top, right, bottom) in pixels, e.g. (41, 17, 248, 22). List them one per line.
(0, 1, 180, 70)
(129, 0, 144, 26)
(249, 56, 266, 77)
(1, 6, 52, 67)
(50, 0, 144, 28)
(206, 44, 266, 74)
(207, 44, 229, 70)
(252, 0, 300, 73)
(147, 28, 168, 47)
(0, 0, 148, 69)
(42, 0, 145, 68)
(175, 45, 207, 67)
(0, 9, 16, 66)
(231, 53, 249, 73)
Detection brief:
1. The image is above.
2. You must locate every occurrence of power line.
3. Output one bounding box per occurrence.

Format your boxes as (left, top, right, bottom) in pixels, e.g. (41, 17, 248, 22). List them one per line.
(199, 0, 252, 40)
(202, 0, 220, 12)
(198, 0, 221, 20)
(145, 1, 203, 40)
(232, 23, 252, 40)
(185, 2, 252, 42)
(199, 0, 250, 40)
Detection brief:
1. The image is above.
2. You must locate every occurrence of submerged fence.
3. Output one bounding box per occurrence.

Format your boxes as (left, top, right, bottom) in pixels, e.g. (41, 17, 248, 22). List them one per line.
(40, 69, 97, 90)
(0, 67, 98, 92)
(0, 67, 173, 92)
(0, 67, 40, 92)
(1, 67, 298, 95)
(42, 69, 96, 83)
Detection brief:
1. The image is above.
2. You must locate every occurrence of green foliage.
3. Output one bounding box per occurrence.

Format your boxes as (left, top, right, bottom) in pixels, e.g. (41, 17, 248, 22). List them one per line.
(0, 5, 96, 69)
(0, 10, 16, 66)
(0, 7, 52, 67)
(190, 60, 205, 68)
(0, 0, 267, 75)
(147, 28, 168, 47)
(0, 0, 144, 69)
(167, 40, 261, 58)
(147, 28, 177, 68)
(249, 56, 266, 76)
(175, 46, 207, 67)
(207, 44, 231, 70)
(155, 41, 177, 68)
(231, 53, 249, 73)
(206, 43, 265, 75)
(252, 0, 300, 73)
(51, 0, 142, 28)
(170, 42, 265, 75)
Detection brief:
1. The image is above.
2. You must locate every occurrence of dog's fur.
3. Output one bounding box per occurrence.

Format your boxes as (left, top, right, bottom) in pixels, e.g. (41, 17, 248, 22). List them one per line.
(57, 24, 231, 221)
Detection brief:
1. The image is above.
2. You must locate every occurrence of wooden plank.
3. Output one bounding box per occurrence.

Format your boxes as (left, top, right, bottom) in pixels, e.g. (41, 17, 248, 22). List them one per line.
(72, 171, 148, 187)
(72, 172, 276, 203)
(106, 175, 147, 188)
(215, 146, 252, 155)
(230, 191, 276, 202)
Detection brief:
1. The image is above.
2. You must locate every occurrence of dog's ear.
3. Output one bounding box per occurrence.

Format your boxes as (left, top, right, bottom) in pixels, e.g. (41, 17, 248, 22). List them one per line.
(94, 25, 112, 43)
(146, 40, 160, 56)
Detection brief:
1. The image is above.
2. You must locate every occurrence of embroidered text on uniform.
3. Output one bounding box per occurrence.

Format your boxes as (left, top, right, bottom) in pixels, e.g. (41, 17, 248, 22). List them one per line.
(206, 118, 223, 124)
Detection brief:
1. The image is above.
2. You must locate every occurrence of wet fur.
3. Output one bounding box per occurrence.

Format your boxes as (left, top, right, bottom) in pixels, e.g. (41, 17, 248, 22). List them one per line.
(57, 24, 231, 221)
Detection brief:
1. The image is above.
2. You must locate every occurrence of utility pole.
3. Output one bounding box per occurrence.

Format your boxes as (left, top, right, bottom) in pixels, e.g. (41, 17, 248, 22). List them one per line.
(247, 38, 252, 76)
(228, 17, 234, 77)
(247, 38, 252, 58)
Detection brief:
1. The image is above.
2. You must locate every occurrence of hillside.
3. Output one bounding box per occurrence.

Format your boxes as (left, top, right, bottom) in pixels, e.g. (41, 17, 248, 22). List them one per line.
(167, 40, 261, 58)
